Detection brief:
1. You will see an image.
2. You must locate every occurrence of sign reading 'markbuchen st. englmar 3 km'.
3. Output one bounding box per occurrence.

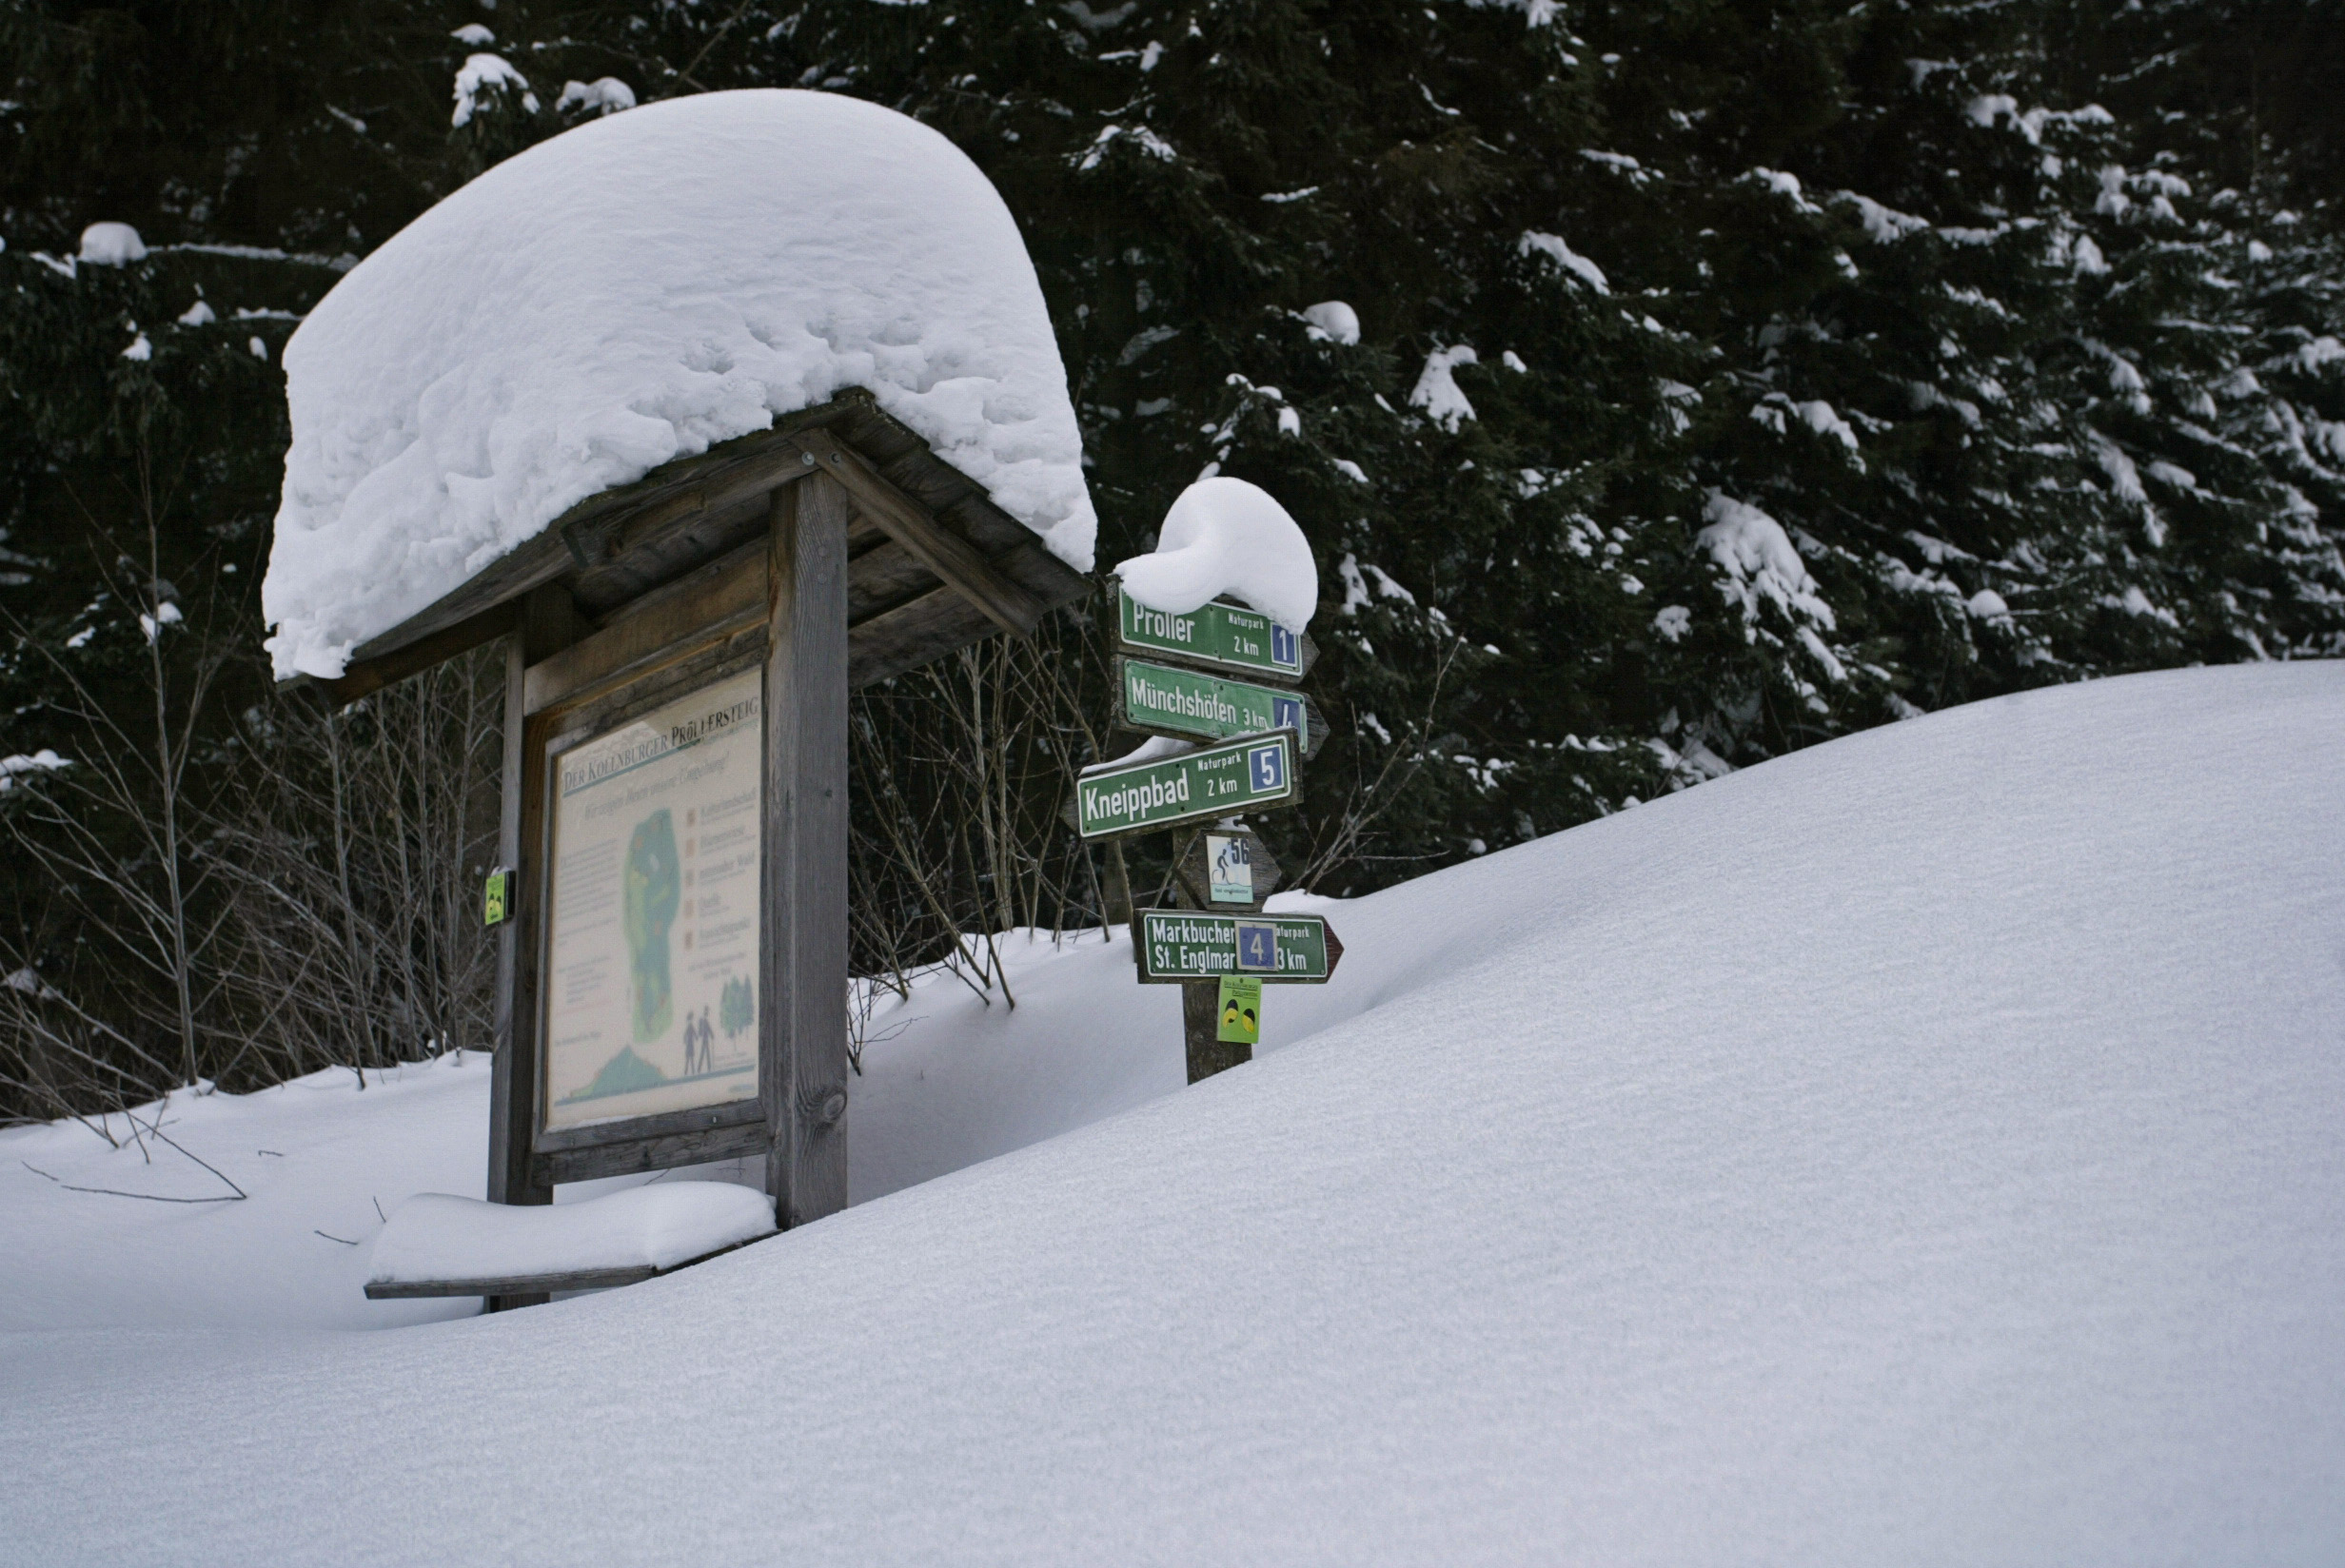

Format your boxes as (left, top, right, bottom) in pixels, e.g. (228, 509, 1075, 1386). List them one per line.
(542, 667, 763, 1131)
(1132, 909, 1342, 983)
(1075, 730, 1299, 840)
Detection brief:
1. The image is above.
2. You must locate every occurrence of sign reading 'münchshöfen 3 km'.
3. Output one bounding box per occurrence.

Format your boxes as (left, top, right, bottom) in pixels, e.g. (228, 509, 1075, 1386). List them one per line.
(1114, 657, 1317, 755)
(1114, 585, 1303, 682)
(1075, 730, 1298, 840)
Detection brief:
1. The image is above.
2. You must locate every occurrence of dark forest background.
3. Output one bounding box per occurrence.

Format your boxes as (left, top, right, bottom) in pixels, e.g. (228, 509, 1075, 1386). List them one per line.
(3, 0, 2340, 1123)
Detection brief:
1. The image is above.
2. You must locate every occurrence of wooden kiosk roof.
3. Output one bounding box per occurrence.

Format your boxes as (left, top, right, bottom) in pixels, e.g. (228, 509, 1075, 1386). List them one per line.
(305, 388, 1092, 704)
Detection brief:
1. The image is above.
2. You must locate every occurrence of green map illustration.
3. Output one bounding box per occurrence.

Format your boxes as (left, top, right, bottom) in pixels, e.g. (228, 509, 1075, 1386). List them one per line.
(720, 974, 754, 1039)
(567, 1044, 666, 1102)
(622, 807, 680, 1044)
(560, 801, 762, 1107)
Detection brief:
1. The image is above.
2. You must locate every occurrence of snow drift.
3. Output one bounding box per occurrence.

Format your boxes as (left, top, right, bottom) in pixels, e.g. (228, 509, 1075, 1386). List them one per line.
(263, 89, 1095, 679)
(4, 663, 2343, 1563)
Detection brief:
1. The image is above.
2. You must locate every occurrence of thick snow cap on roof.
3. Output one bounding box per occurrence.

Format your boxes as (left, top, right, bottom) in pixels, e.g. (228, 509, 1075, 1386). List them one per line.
(262, 89, 1095, 679)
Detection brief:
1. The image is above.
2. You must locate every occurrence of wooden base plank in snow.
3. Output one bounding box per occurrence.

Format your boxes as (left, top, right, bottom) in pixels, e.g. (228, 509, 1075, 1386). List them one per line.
(363, 1186, 778, 1303)
(362, 1237, 764, 1302)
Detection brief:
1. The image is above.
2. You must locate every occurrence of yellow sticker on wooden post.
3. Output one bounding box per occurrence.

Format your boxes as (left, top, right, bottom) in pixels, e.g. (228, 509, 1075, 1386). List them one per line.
(482, 867, 513, 929)
(1216, 975, 1261, 1045)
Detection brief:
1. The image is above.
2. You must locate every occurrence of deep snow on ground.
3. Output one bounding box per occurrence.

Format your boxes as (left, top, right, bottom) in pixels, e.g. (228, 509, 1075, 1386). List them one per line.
(1, 1053, 491, 1333)
(5, 663, 2344, 1565)
(0, 928, 1186, 1333)
(263, 89, 1094, 679)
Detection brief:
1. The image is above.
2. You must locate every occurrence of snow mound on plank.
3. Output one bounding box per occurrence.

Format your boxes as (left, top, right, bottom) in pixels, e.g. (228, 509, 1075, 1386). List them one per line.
(262, 88, 1095, 679)
(1115, 477, 1318, 631)
(368, 1186, 774, 1287)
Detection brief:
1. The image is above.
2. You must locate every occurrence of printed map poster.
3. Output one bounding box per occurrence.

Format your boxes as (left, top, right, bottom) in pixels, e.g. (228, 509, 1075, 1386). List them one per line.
(542, 667, 761, 1134)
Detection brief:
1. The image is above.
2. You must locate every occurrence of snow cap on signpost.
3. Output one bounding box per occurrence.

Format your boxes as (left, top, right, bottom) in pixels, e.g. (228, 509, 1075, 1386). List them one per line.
(1113, 477, 1317, 633)
(261, 88, 1095, 680)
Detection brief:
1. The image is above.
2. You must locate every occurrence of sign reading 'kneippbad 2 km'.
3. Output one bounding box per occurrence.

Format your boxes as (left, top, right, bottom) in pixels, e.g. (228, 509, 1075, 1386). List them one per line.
(1132, 909, 1342, 983)
(1115, 586, 1304, 681)
(1114, 657, 1319, 755)
(1075, 730, 1299, 840)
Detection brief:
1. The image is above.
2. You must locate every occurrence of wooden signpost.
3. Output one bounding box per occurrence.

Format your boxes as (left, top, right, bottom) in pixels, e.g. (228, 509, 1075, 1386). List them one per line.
(286, 400, 1324, 1290)
(288, 392, 1090, 1306)
(1078, 582, 1342, 1082)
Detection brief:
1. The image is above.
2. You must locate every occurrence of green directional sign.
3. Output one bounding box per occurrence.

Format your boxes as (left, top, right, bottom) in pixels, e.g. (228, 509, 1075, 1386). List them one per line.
(1115, 587, 1305, 682)
(1114, 657, 1320, 755)
(1074, 731, 1299, 841)
(1132, 908, 1342, 984)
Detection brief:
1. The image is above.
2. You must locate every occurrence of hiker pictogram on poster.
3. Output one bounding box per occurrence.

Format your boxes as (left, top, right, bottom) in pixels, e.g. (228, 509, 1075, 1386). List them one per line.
(542, 667, 762, 1130)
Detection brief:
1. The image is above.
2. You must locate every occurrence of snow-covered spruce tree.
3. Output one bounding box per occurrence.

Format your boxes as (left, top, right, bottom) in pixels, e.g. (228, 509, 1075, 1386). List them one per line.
(779, 0, 1710, 888)
(0, 1, 519, 1115)
(776, 0, 2319, 890)
(1451, 0, 2345, 776)
(0, 0, 463, 804)
(2043, 0, 2345, 663)
(0, 221, 512, 1115)
(6, 0, 2343, 1117)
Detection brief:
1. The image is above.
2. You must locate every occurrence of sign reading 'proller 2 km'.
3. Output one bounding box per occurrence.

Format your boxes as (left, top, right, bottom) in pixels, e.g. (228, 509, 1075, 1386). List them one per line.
(1118, 590, 1303, 679)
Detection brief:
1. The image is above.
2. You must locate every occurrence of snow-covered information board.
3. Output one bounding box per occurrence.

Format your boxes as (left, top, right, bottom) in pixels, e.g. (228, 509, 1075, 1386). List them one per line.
(542, 668, 762, 1133)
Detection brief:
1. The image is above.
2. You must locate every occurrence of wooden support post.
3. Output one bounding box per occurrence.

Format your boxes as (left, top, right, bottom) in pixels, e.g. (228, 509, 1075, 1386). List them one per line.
(1102, 839, 1133, 926)
(486, 633, 538, 1218)
(486, 584, 584, 1312)
(762, 474, 853, 1226)
(1182, 977, 1250, 1083)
